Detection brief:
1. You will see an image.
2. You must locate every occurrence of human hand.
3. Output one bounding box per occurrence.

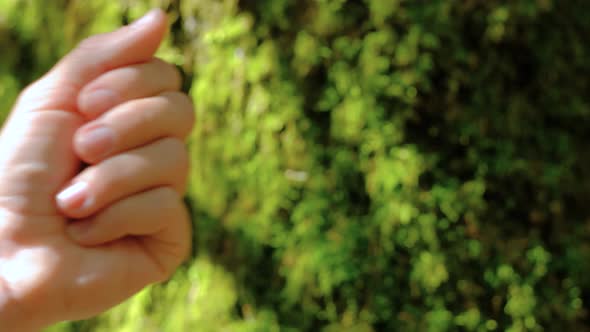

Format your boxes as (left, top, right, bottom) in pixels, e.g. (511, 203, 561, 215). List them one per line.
(0, 9, 193, 331)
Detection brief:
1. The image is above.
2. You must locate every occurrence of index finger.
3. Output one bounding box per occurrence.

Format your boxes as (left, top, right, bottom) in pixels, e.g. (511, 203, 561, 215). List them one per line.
(77, 58, 182, 119)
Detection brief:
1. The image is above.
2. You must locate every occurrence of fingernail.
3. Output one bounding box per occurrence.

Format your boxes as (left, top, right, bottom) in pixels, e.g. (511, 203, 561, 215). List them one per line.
(131, 9, 161, 28)
(56, 182, 93, 212)
(80, 89, 119, 117)
(77, 124, 116, 160)
(67, 221, 93, 240)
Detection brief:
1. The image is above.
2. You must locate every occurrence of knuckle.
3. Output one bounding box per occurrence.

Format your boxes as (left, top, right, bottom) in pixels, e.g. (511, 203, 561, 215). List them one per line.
(179, 94, 196, 123)
(165, 92, 196, 133)
(168, 65, 183, 91)
(159, 138, 190, 194)
(152, 58, 182, 90)
(154, 188, 186, 222)
(173, 210, 192, 265)
(154, 187, 180, 207)
(177, 149, 191, 177)
(160, 138, 190, 174)
(160, 136, 185, 153)
(150, 196, 191, 281)
(173, 91, 194, 110)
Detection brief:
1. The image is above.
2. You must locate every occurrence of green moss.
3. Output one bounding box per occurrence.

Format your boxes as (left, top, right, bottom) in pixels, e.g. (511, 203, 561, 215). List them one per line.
(0, 0, 589, 331)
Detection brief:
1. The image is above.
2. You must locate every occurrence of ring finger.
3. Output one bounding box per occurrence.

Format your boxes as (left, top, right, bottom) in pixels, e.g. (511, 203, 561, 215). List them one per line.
(56, 137, 189, 219)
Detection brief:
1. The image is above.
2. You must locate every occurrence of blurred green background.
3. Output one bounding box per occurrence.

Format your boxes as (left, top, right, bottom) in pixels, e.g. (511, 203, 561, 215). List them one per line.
(1, 0, 590, 331)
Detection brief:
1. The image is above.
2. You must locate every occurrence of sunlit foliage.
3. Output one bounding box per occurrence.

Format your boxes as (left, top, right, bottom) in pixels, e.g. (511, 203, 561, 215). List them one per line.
(1, 0, 589, 331)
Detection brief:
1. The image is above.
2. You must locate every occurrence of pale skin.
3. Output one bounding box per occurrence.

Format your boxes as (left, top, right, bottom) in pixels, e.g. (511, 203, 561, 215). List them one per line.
(0, 10, 193, 331)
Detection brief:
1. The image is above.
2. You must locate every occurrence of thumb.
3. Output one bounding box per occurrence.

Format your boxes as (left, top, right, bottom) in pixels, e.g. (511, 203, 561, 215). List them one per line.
(0, 9, 168, 216)
(15, 8, 168, 113)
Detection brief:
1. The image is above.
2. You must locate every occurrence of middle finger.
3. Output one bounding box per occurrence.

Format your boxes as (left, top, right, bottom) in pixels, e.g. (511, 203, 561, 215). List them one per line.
(74, 91, 194, 164)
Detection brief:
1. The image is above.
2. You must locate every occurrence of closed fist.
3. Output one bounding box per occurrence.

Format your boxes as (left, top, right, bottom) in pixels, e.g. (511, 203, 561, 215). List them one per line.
(0, 9, 193, 331)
